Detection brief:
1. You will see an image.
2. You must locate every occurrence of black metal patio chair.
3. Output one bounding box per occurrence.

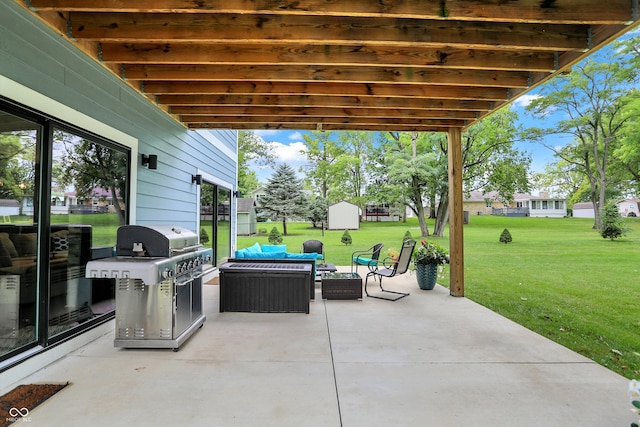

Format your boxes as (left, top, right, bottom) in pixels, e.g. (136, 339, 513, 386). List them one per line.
(365, 239, 416, 301)
(351, 243, 384, 273)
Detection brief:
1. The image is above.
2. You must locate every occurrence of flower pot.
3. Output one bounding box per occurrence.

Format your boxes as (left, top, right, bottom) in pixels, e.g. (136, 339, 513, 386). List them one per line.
(416, 263, 438, 290)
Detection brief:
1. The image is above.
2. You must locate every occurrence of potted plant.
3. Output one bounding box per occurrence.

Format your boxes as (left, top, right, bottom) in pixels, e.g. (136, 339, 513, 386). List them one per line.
(413, 240, 450, 290)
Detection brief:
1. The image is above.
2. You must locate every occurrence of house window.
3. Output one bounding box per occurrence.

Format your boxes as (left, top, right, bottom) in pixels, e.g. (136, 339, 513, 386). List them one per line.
(542, 201, 548, 209)
(0, 100, 129, 363)
(485, 200, 492, 208)
(555, 201, 562, 209)
(531, 201, 537, 209)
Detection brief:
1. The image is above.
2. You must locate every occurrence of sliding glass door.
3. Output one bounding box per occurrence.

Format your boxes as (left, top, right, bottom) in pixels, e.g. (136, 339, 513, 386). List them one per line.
(199, 182, 231, 266)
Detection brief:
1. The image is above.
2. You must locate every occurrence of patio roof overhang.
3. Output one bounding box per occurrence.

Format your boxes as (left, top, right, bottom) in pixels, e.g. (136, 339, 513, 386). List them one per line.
(18, 0, 640, 132)
(15, 0, 640, 297)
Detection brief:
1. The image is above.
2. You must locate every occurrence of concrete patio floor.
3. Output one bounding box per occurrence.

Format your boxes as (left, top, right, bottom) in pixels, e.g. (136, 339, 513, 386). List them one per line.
(2, 268, 635, 426)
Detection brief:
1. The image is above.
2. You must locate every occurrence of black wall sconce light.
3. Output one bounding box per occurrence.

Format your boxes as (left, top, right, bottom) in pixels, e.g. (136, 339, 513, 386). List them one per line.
(232, 190, 240, 198)
(192, 174, 202, 185)
(141, 154, 158, 170)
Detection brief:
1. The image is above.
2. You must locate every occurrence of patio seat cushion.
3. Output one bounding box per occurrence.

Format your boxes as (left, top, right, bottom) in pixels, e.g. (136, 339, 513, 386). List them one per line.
(240, 251, 287, 259)
(234, 242, 261, 258)
(285, 253, 319, 260)
(262, 244, 287, 253)
(352, 256, 378, 267)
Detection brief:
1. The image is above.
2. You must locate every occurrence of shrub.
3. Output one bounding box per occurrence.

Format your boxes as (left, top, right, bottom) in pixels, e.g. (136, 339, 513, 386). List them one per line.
(200, 228, 209, 244)
(499, 228, 512, 244)
(268, 227, 283, 244)
(341, 230, 352, 245)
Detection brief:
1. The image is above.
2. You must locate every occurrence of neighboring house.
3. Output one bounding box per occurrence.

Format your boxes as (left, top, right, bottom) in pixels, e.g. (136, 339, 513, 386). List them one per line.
(573, 199, 640, 218)
(512, 193, 567, 218)
(363, 203, 401, 222)
(619, 199, 639, 217)
(464, 191, 567, 218)
(328, 201, 360, 230)
(250, 186, 266, 202)
(237, 198, 257, 236)
(572, 202, 595, 218)
(463, 191, 501, 216)
(0, 199, 20, 217)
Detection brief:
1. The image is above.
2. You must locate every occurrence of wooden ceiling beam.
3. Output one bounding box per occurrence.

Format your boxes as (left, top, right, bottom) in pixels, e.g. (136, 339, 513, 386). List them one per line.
(68, 13, 590, 51)
(142, 81, 508, 101)
(100, 43, 557, 72)
(159, 94, 494, 111)
(170, 106, 480, 120)
(189, 122, 456, 132)
(125, 65, 530, 88)
(180, 115, 467, 127)
(30, 0, 636, 24)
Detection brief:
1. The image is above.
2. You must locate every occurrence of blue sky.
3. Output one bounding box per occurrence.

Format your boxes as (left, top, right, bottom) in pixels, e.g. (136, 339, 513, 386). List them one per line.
(249, 28, 638, 184)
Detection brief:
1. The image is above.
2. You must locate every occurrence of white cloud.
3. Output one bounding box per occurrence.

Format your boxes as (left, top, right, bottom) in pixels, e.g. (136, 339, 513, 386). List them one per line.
(249, 141, 308, 181)
(289, 131, 304, 141)
(252, 130, 280, 138)
(513, 94, 542, 108)
(269, 141, 307, 163)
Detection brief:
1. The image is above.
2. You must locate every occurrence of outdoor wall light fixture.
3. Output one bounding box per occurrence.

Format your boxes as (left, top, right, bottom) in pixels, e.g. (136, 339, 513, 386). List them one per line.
(232, 190, 240, 198)
(192, 174, 202, 185)
(141, 154, 158, 169)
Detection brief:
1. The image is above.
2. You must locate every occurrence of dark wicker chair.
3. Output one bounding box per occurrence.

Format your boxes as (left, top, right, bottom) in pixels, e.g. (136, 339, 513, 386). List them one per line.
(365, 239, 416, 301)
(301, 239, 325, 261)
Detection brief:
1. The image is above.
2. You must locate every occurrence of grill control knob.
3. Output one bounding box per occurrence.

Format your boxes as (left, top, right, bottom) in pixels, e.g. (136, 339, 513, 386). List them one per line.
(162, 268, 173, 279)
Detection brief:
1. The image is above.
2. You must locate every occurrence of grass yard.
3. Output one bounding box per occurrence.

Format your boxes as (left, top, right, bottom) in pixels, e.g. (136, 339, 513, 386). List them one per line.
(239, 216, 640, 378)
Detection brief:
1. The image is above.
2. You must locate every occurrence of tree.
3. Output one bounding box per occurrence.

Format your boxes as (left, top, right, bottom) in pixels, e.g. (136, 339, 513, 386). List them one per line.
(333, 131, 373, 207)
(374, 131, 444, 237)
(306, 196, 329, 228)
(371, 109, 530, 238)
(301, 130, 340, 200)
(499, 229, 513, 244)
(0, 132, 36, 202)
(301, 131, 373, 206)
(258, 164, 307, 235)
(526, 55, 640, 229)
(58, 134, 128, 225)
(532, 160, 585, 207)
(268, 227, 283, 244)
(341, 230, 352, 245)
(237, 130, 275, 197)
(600, 202, 628, 240)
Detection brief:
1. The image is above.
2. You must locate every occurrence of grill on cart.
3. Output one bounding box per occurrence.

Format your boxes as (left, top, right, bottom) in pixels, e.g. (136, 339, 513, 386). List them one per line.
(86, 225, 212, 351)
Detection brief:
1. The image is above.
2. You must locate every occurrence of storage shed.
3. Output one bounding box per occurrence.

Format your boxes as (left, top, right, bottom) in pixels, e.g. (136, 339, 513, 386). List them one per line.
(237, 198, 257, 236)
(327, 201, 360, 230)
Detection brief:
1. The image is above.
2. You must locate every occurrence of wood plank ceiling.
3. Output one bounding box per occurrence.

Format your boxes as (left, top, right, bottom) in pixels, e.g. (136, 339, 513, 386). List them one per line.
(18, 0, 640, 132)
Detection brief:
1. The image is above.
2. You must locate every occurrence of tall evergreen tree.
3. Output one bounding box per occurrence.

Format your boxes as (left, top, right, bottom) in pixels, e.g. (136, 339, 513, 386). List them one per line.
(258, 164, 307, 235)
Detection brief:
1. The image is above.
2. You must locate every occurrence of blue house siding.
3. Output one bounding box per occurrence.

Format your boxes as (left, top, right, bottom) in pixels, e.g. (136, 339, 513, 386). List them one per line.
(0, 2, 238, 383)
(0, 2, 237, 234)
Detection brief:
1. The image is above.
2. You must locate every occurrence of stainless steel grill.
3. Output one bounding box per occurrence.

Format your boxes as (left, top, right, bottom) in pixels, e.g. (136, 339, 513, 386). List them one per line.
(86, 224, 213, 351)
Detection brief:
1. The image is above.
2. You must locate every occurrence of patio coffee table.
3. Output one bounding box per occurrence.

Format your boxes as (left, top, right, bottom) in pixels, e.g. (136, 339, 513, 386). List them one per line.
(316, 263, 337, 274)
(321, 272, 362, 300)
(314, 262, 337, 282)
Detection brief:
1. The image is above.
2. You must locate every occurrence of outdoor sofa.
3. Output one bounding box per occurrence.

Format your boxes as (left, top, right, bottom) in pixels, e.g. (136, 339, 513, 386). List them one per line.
(219, 243, 321, 312)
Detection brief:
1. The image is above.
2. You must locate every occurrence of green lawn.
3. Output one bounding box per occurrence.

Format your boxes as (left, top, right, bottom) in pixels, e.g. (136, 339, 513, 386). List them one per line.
(239, 216, 640, 379)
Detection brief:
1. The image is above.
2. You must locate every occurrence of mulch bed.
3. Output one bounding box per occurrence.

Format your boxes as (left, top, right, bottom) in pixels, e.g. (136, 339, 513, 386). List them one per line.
(0, 383, 68, 426)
